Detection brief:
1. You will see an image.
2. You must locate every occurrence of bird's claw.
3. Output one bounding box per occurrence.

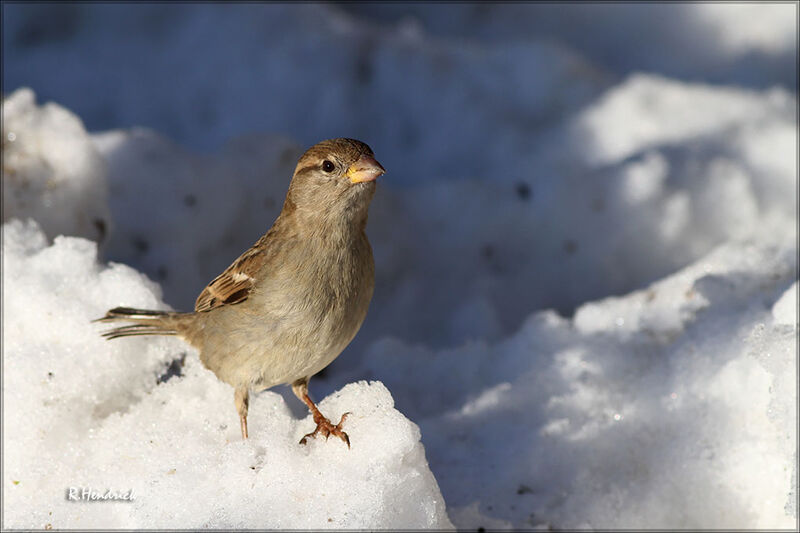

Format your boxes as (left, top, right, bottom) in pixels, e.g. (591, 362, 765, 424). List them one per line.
(299, 412, 351, 448)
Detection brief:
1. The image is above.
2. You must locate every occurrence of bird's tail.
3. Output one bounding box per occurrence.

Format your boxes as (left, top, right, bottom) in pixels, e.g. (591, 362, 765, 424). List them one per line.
(93, 307, 185, 340)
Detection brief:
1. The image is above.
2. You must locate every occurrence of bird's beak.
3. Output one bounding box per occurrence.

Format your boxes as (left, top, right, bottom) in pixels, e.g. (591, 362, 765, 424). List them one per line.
(346, 155, 386, 184)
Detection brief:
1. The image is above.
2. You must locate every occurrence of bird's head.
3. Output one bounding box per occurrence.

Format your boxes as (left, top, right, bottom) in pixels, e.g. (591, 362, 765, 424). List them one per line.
(284, 138, 385, 228)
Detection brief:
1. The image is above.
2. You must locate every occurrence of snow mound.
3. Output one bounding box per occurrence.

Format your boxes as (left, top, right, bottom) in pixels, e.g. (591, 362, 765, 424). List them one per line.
(2, 88, 111, 245)
(693, 3, 797, 55)
(1, 219, 452, 530)
(573, 73, 797, 165)
(356, 237, 797, 529)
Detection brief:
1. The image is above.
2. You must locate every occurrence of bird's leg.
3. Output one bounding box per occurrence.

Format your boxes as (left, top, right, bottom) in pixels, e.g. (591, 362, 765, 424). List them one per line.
(235, 387, 249, 439)
(291, 377, 350, 448)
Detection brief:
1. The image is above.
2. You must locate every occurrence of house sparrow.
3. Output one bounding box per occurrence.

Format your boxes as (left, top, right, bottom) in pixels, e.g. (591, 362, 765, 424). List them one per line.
(96, 138, 385, 446)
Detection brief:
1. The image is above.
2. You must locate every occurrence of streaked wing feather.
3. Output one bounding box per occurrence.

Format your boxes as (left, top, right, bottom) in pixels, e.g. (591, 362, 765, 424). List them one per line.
(194, 245, 266, 312)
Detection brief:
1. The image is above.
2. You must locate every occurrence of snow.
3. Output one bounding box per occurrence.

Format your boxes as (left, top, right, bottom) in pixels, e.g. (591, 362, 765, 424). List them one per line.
(2, 3, 797, 530)
(360, 239, 796, 529)
(773, 281, 798, 326)
(2, 88, 111, 245)
(2, 221, 449, 530)
(692, 4, 797, 54)
(341, 3, 797, 88)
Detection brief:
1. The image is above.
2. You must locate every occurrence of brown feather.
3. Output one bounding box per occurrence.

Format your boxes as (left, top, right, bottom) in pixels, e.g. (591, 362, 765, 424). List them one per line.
(194, 244, 267, 312)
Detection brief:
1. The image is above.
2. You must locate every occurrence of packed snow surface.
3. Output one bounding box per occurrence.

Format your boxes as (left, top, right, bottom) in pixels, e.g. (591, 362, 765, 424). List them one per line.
(3, 221, 450, 530)
(2, 3, 797, 530)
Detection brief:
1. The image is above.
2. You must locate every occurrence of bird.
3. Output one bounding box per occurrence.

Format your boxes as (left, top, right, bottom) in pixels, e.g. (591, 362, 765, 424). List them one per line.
(95, 138, 385, 446)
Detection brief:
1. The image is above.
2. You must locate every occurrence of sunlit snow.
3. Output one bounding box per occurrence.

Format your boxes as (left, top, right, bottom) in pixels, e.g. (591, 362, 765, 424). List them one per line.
(2, 3, 796, 530)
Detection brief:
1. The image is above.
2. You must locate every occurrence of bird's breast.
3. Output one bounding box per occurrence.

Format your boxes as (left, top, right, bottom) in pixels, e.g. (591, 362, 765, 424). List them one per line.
(253, 230, 374, 344)
(195, 228, 374, 389)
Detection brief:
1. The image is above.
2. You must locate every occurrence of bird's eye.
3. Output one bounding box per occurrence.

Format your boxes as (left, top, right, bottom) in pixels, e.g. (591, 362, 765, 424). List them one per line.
(322, 160, 335, 173)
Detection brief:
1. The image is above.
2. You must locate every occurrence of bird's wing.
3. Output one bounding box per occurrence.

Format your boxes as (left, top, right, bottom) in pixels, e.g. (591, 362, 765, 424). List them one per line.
(194, 243, 267, 312)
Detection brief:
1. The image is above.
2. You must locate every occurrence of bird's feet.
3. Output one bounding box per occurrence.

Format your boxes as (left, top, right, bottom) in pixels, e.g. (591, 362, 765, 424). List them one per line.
(300, 411, 351, 448)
